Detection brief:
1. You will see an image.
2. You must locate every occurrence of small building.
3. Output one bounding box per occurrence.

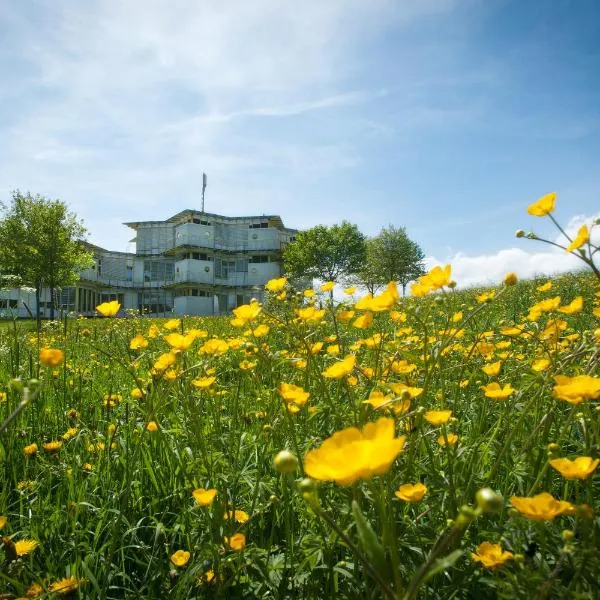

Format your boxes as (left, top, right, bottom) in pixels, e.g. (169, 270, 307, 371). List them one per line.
(0, 210, 298, 318)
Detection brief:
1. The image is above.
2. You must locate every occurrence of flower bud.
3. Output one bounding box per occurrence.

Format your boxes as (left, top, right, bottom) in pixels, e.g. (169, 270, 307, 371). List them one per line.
(475, 488, 504, 513)
(448, 281, 457, 289)
(547, 442, 559, 453)
(526, 232, 538, 240)
(273, 450, 298, 474)
(561, 529, 574, 541)
(503, 272, 518, 286)
(515, 229, 525, 238)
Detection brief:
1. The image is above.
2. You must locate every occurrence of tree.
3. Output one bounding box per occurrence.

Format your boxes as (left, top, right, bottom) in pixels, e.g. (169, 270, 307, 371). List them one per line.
(283, 221, 366, 283)
(359, 225, 426, 296)
(0, 191, 94, 321)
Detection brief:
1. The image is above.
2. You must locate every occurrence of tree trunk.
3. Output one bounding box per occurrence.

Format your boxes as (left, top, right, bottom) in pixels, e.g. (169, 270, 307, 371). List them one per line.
(50, 286, 55, 320)
(35, 283, 41, 329)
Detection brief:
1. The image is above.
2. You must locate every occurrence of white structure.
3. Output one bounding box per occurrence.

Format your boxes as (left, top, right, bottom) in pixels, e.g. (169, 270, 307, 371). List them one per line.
(0, 210, 297, 318)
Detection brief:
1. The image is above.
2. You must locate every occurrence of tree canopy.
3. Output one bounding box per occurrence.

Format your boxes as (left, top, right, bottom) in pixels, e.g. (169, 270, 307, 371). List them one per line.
(0, 191, 94, 320)
(356, 225, 426, 295)
(283, 221, 366, 283)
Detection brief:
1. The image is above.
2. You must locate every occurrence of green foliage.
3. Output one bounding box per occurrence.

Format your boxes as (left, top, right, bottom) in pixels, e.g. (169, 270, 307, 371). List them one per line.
(358, 226, 426, 295)
(0, 191, 94, 319)
(283, 221, 366, 282)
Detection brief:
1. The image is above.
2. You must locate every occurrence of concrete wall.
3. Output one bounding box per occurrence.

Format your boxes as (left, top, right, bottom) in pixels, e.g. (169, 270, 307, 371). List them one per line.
(174, 296, 214, 316)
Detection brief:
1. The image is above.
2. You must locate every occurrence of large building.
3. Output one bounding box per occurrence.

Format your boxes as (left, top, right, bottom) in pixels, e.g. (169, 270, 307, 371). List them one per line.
(1, 210, 298, 318)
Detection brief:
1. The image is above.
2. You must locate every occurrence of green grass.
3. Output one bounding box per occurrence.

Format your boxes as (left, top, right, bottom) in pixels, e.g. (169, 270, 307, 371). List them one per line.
(0, 271, 599, 599)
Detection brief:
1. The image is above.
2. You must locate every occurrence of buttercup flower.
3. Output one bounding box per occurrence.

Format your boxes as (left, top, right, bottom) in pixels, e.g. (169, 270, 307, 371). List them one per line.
(39, 348, 64, 368)
(566, 225, 589, 253)
(226, 509, 250, 523)
(0, 515, 6, 529)
(171, 549, 191, 567)
(96, 300, 120, 316)
(278, 383, 310, 406)
(321, 281, 335, 292)
(482, 361, 502, 377)
(265, 277, 287, 292)
(193, 488, 217, 506)
(527, 192, 556, 216)
(424, 410, 452, 425)
(165, 332, 196, 352)
(225, 533, 246, 551)
(471, 542, 513, 568)
(553, 374, 600, 404)
(558, 296, 583, 315)
(437, 433, 458, 446)
(24, 443, 38, 456)
(146, 421, 159, 432)
(481, 382, 515, 399)
(549, 456, 599, 480)
(322, 355, 356, 379)
(129, 334, 149, 350)
(304, 417, 406, 486)
(395, 483, 428, 502)
(510, 492, 574, 520)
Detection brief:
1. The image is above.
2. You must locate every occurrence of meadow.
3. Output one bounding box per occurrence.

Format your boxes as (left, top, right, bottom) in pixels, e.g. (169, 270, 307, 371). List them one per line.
(1, 196, 599, 599)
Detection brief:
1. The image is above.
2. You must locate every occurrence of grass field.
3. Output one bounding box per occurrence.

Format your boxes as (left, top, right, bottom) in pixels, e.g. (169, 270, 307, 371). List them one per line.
(1, 204, 599, 599)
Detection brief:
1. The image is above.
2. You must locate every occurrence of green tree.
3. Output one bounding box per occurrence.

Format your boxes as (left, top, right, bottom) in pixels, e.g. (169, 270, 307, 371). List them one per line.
(360, 225, 426, 296)
(283, 221, 366, 283)
(0, 191, 94, 321)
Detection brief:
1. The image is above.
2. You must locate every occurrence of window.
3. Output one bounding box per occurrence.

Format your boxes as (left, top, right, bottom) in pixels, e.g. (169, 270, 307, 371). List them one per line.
(249, 222, 268, 229)
(249, 255, 268, 264)
(126, 265, 133, 281)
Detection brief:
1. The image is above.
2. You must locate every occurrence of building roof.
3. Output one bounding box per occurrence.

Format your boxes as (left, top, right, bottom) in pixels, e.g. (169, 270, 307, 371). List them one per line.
(124, 210, 296, 233)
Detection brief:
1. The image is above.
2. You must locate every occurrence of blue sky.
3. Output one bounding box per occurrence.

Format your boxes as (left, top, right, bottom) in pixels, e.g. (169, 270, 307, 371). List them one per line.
(0, 0, 598, 286)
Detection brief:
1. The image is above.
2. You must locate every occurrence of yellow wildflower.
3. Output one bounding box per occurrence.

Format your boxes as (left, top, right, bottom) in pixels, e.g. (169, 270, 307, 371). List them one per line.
(395, 483, 427, 502)
(15, 539, 38, 556)
(193, 488, 217, 506)
(558, 296, 583, 315)
(527, 192, 556, 216)
(96, 300, 120, 316)
(199, 339, 229, 355)
(471, 542, 513, 568)
(553, 374, 600, 404)
(225, 533, 246, 551)
(549, 457, 599, 480)
(566, 225, 589, 253)
(265, 277, 287, 292)
(171, 550, 190, 567)
(304, 417, 406, 486)
(48, 576, 86, 595)
(424, 410, 452, 425)
(39, 348, 64, 368)
(510, 492, 574, 520)
(278, 383, 310, 406)
(481, 382, 515, 399)
(322, 355, 356, 379)
(129, 334, 149, 350)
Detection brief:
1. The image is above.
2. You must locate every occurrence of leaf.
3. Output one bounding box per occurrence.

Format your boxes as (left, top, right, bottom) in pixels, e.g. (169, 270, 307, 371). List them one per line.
(421, 550, 464, 584)
(351, 500, 392, 584)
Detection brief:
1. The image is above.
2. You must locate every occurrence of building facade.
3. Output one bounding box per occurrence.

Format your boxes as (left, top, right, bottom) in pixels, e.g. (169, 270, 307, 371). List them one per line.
(1, 210, 297, 318)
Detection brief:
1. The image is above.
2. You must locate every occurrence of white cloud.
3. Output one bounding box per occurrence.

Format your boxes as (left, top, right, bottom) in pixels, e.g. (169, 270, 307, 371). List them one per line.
(426, 215, 599, 288)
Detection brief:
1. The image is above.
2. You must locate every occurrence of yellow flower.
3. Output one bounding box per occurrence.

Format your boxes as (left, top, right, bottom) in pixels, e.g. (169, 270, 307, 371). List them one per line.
(48, 576, 86, 595)
(296, 306, 327, 323)
(193, 488, 217, 506)
(389, 383, 423, 399)
(24, 582, 44, 597)
(527, 192, 556, 216)
(265, 277, 287, 292)
(252, 324, 270, 337)
(344, 286, 357, 295)
(558, 296, 583, 315)
(129, 334, 149, 350)
(424, 410, 452, 425)
(163, 318, 181, 331)
(304, 417, 406, 486)
(390, 360, 417, 375)
(62, 427, 78, 441)
(165, 332, 196, 352)
(146, 421, 159, 432)
(482, 361, 502, 377)
(304, 289, 315, 298)
(43, 440, 62, 453)
(322, 355, 356, 379)
(199, 338, 229, 355)
(537, 281, 552, 292)
(23, 443, 38, 456)
(171, 549, 191, 567)
(326, 344, 340, 356)
(39, 348, 64, 368)
(278, 383, 310, 406)
(437, 433, 458, 446)
(232, 302, 262, 324)
(481, 382, 515, 399)
(226, 509, 250, 523)
(321, 281, 335, 292)
(0, 515, 6, 529)
(503, 272, 518, 286)
(552, 374, 600, 404)
(531, 358, 551, 372)
(225, 533, 246, 551)
(148, 324, 161, 338)
(96, 300, 121, 317)
(549, 457, 599, 480)
(476, 290, 496, 304)
(153, 352, 177, 373)
(352, 312, 373, 329)
(395, 483, 427, 502)
(425, 264, 452, 290)
(566, 225, 589, 252)
(15, 539, 38, 556)
(192, 376, 216, 389)
(471, 542, 513, 568)
(131, 388, 144, 399)
(510, 492, 574, 521)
